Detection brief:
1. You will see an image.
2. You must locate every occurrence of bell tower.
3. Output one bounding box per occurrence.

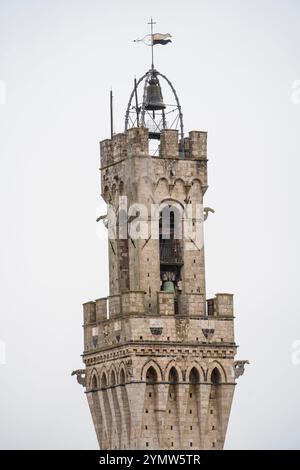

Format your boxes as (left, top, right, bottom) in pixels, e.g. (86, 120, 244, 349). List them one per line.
(73, 30, 247, 450)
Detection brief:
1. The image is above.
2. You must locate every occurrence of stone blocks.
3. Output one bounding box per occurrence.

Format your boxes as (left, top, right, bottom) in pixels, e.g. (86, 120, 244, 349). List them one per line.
(159, 129, 179, 159)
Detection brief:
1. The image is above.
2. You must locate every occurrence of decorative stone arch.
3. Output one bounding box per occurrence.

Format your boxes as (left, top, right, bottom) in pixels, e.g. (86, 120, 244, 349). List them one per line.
(159, 198, 185, 210)
(164, 360, 183, 382)
(188, 178, 203, 201)
(100, 369, 109, 388)
(141, 359, 163, 382)
(186, 362, 205, 383)
(119, 368, 126, 385)
(207, 361, 227, 383)
(89, 368, 99, 390)
(154, 177, 170, 199)
(173, 177, 186, 186)
(171, 178, 186, 200)
(189, 177, 202, 187)
(117, 361, 127, 384)
(158, 199, 185, 232)
(109, 364, 118, 386)
(155, 176, 170, 187)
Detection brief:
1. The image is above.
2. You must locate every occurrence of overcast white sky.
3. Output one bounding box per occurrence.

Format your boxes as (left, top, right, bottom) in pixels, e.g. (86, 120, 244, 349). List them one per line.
(0, 0, 299, 449)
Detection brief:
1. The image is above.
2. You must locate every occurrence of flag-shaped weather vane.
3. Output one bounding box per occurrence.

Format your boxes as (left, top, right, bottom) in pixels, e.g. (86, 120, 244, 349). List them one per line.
(133, 18, 172, 69)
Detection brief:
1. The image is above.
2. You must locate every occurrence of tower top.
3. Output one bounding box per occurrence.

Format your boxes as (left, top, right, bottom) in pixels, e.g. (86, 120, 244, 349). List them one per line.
(127, 22, 182, 156)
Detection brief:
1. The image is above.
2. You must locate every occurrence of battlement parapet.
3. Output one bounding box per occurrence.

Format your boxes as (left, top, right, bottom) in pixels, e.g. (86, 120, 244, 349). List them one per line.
(207, 293, 234, 317)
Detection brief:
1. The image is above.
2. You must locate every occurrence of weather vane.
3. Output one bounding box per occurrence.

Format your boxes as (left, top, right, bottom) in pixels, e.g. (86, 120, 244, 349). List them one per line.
(133, 18, 172, 69)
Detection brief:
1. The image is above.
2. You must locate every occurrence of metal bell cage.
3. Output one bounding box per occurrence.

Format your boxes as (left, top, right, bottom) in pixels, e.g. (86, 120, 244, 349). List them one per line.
(125, 69, 184, 157)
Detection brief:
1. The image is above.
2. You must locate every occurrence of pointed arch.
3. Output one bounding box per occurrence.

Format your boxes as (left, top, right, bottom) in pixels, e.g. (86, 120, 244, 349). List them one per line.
(207, 361, 227, 383)
(164, 360, 183, 382)
(118, 361, 127, 384)
(145, 366, 158, 383)
(109, 365, 117, 386)
(100, 370, 108, 388)
(89, 368, 99, 390)
(168, 366, 179, 383)
(141, 359, 163, 382)
(119, 368, 126, 385)
(186, 361, 205, 382)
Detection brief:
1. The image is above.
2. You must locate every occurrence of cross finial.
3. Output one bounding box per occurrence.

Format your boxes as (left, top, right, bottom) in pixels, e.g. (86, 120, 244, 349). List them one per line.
(147, 17, 156, 69)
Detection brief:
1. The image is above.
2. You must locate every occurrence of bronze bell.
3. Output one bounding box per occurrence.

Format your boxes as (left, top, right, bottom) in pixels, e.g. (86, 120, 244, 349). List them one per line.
(163, 280, 175, 292)
(145, 77, 166, 111)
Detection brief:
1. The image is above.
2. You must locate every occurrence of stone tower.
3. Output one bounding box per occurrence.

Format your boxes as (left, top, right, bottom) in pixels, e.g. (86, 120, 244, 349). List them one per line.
(73, 61, 247, 450)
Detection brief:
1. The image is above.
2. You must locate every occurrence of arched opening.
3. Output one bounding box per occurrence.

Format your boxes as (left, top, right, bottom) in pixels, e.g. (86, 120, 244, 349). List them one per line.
(91, 374, 98, 390)
(118, 367, 130, 449)
(159, 204, 183, 315)
(142, 366, 159, 449)
(211, 368, 221, 385)
(168, 367, 179, 383)
(146, 366, 158, 384)
(100, 372, 107, 388)
(110, 370, 117, 386)
(189, 367, 200, 384)
(89, 373, 105, 447)
(110, 369, 121, 448)
(117, 208, 129, 291)
(119, 368, 126, 385)
(164, 366, 180, 448)
(185, 367, 201, 447)
(100, 372, 112, 447)
(208, 368, 222, 450)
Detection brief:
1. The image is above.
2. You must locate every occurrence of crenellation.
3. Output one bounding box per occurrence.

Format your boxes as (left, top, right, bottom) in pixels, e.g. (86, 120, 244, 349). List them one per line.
(189, 131, 207, 160)
(186, 293, 205, 316)
(100, 138, 113, 167)
(207, 294, 234, 318)
(122, 291, 146, 315)
(83, 301, 96, 325)
(95, 298, 107, 322)
(127, 127, 149, 157)
(108, 294, 121, 319)
(159, 129, 179, 159)
(112, 133, 127, 161)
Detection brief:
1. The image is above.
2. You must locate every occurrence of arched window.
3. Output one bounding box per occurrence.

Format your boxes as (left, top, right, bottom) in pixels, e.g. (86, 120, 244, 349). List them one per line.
(119, 368, 126, 385)
(168, 367, 179, 383)
(189, 367, 200, 384)
(110, 370, 117, 387)
(146, 366, 158, 384)
(100, 372, 108, 388)
(91, 374, 98, 390)
(159, 204, 183, 316)
(211, 368, 221, 385)
(159, 205, 183, 265)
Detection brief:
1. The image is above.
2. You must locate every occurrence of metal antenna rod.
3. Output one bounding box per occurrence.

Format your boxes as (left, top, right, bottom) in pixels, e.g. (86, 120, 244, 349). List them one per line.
(148, 17, 156, 70)
(134, 78, 140, 127)
(110, 89, 113, 139)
